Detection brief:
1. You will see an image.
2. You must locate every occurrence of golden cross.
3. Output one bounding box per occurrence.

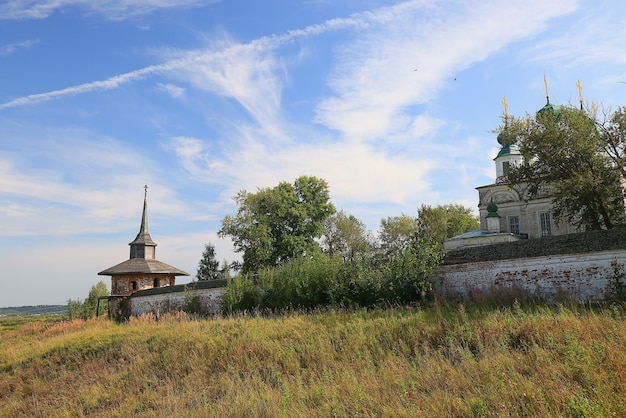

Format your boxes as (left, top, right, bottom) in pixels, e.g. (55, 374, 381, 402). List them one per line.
(576, 79, 583, 104)
(501, 96, 508, 116)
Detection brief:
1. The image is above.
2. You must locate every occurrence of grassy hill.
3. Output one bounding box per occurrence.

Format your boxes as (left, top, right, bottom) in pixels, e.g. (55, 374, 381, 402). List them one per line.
(1, 303, 625, 417)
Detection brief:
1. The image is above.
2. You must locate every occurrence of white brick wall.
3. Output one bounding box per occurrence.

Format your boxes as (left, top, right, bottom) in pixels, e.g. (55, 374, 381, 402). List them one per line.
(432, 249, 625, 302)
(130, 287, 226, 316)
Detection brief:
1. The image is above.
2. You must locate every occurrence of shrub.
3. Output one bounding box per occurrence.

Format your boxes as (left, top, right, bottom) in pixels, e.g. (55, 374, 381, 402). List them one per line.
(222, 275, 263, 313)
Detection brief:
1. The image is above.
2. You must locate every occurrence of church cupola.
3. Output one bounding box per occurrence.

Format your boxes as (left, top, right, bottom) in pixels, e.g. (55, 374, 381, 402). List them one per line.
(537, 74, 563, 120)
(129, 185, 157, 260)
(494, 97, 524, 182)
(485, 200, 502, 233)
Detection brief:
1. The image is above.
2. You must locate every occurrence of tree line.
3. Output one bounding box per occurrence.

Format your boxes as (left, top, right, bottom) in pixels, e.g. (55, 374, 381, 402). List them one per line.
(197, 175, 479, 312)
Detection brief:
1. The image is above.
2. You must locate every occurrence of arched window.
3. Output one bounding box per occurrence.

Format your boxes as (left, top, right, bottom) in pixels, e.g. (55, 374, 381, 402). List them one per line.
(153, 278, 159, 288)
(130, 281, 138, 291)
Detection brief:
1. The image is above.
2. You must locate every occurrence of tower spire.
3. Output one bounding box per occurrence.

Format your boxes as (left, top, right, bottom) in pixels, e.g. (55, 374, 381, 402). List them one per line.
(139, 185, 149, 236)
(129, 185, 157, 259)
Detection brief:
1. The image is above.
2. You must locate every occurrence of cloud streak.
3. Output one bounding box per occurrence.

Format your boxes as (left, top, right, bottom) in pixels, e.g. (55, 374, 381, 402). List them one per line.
(0, 38, 40, 55)
(0, 5, 315, 108)
(0, 0, 499, 111)
(0, 0, 216, 20)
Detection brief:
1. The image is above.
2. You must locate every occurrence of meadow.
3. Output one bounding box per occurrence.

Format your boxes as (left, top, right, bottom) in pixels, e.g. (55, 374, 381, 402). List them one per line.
(1, 303, 625, 417)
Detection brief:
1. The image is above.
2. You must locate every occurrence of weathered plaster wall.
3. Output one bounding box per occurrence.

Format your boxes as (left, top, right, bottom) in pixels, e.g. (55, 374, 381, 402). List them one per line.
(432, 228, 626, 303)
(433, 250, 623, 302)
(129, 280, 227, 316)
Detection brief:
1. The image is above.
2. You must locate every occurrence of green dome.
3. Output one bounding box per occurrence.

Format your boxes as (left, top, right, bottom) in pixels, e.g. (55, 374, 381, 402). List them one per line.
(496, 123, 520, 157)
(486, 201, 500, 218)
(497, 126, 514, 146)
(537, 98, 562, 119)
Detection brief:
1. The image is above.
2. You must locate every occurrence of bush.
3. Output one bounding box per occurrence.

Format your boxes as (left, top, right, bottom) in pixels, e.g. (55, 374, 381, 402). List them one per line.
(222, 275, 263, 313)
(223, 243, 440, 313)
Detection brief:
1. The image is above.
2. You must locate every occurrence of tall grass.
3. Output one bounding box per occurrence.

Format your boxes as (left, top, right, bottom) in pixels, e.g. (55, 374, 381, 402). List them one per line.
(1, 303, 626, 417)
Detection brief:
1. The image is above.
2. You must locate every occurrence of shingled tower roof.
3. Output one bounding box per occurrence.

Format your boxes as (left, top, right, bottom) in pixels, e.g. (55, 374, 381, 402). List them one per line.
(129, 185, 157, 255)
(98, 186, 189, 277)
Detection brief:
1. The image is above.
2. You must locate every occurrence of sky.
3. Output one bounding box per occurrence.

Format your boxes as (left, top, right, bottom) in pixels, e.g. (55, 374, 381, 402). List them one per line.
(1, 0, 625, 307)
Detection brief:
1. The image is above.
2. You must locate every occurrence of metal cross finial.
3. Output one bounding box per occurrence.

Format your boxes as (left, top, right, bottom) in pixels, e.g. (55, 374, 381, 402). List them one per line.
(144, 185, 149, 197)
(576, 79, 583, 104)
(501, 96, 508, 116)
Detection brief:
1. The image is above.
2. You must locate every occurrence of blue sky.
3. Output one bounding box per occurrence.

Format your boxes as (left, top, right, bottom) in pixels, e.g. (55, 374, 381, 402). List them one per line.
(1, 0, 625, 307)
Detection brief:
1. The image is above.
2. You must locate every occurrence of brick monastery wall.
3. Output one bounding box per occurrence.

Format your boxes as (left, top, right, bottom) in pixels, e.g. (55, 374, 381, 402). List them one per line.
(129, 280, 227, 316)
(432, 228, 626, 302)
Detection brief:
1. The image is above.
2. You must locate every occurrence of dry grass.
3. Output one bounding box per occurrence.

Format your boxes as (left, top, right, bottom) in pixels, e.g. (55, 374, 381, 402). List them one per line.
(1, 303, 626, 417)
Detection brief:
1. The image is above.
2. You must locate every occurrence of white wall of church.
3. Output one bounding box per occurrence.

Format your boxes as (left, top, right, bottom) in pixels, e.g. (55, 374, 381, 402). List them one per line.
(130, 287, 226, 316)
(432, 249, 625, 302)
(476, 184, 579, 239)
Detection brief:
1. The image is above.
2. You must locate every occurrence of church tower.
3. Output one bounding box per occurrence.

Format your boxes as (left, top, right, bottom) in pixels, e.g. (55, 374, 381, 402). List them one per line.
(129, 186, 157, 260)
(99, 186, 189, 299)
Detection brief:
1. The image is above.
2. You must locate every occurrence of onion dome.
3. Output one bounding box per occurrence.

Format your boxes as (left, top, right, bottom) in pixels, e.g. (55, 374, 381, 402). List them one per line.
(496, 120, 520, 158)
(497, 124, 513, 146)
(537, 97, 562, 120)
(486, 201, 500, 218)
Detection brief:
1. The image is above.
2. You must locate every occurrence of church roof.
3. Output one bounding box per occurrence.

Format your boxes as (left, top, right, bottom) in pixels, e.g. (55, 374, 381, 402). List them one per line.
(446, 228, 493, 240)
(98, 258, 189, 276)
(98, 186, 189, 277)
(129, 188, 156, 246)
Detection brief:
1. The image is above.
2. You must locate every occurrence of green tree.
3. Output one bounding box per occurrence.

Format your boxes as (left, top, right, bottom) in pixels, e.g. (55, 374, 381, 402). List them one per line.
(220, 259, 232, 280)
(83, 280, 109, 318)
(503, 106, 626, 230)
(597, 106, 626, 182)
(67, 280, 110, 319)
(322, 210, 372, 261)
(378, 214, 418, 259)
(415, 204, 480, 250)
(197, 243, 221, 280)
(219, 176, 336, 273)
(67, 298, 83, 320)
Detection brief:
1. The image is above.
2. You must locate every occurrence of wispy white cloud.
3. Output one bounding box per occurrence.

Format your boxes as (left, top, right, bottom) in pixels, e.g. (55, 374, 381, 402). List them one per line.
(0, 126, 190, 236)
(0, 1, 418, 110)
(156, 82, 185, 98)
(314, 0, 578, 138)
(168, 40, 286, 131)
(520, 0, 626, 68)
(0, 38, 39, 55)
(0, 65, 159, 109)
(158, 0, 584, 226)
(0, 0, 217, 20)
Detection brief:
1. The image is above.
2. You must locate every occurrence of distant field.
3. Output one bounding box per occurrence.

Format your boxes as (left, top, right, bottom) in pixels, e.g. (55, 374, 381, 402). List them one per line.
(1, 303, 625, 417)
(0, 305, 67, 316)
